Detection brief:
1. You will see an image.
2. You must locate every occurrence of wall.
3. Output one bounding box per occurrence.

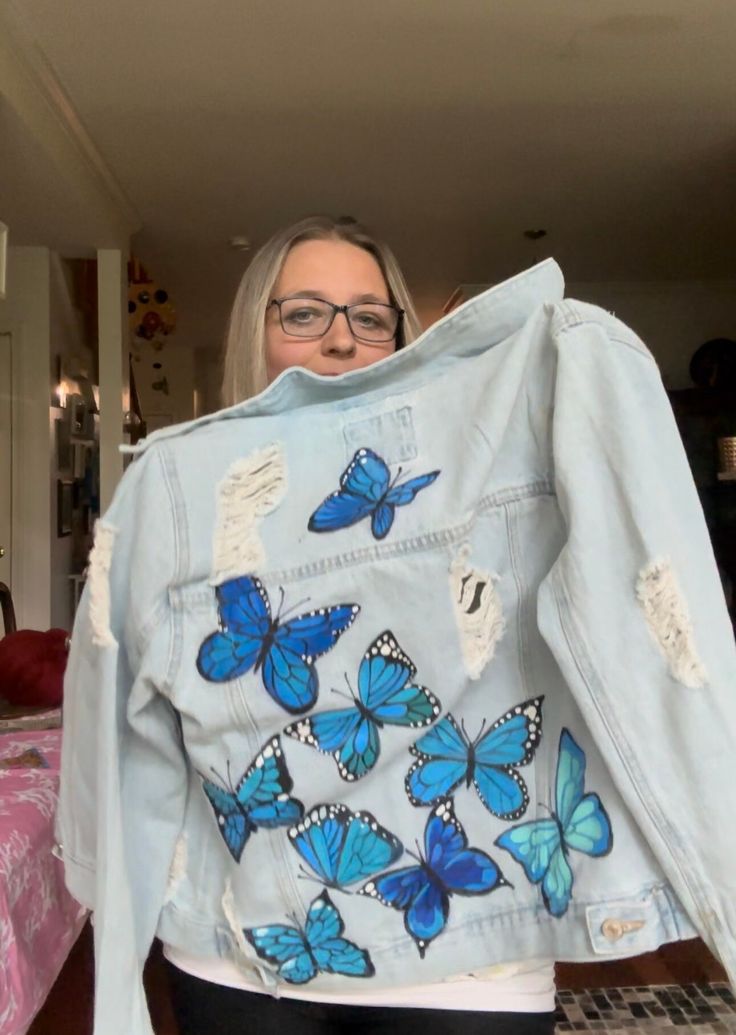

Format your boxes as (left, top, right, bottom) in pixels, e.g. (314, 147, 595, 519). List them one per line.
(566, 280, 736, 391)
(420, 278, 736, 392)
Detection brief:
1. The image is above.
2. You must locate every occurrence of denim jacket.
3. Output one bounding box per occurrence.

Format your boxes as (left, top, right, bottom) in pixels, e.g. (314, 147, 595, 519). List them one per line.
(56, 260, 736, 1035)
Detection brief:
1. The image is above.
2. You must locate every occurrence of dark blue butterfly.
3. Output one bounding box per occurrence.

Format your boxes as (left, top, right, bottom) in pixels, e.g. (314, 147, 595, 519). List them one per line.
(288, 802, 403, 890)
(197, 575, 360, 714)
(406, 697, 544, 820)
(308, 447, 440, 540)
(359, 798, 507, 957)
(200, 736, 304, 863)
(495, 728, 613, 917)
(284, 630, 441, 781)
(243, 890, 374, 984)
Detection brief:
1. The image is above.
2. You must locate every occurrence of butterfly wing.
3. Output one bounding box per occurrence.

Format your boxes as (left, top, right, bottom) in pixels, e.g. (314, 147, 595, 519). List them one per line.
(236, 737, 303, 831)
(555, 729, 613, 859)
(360, 861, 449, 958)
(289, 803, 402, 888)
(471, 697, 544, 820)
(287, 709, 380, 781)
(336, 806, 403, 885)
(305, 891, 375, 979)
(308, 491, 378, 534)
(341, 448, 391, 500)
(555, 728, 587, 831)
(564, 793, 613, 858)
(196, 576, 272, 682)
(243, 923, 316, 985)
(384, 470, 440, 507)
(495, 818, 562, 885)
(541, 843, 574, 918)
(371, 502, 396, 539)
(285, 710, 362, 755)
(424, 799, 505, 896)
(405, 714, 469, 806)
(358, 630, 439, 730)
(201, 779, 250, 863)
(308, 449, 390, 533)
(263, 604, 360, 714)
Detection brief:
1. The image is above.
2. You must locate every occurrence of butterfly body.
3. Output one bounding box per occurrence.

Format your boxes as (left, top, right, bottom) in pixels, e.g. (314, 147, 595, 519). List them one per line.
(244, 891, 374, 984)
(288, 802, 403, 890)
(495, 728, 613, 917)
(308, 448, 440, 540)
(197, 575, 360, 714)
(201, 737, 304, 863)
(360, 799, 506, 957)
(406, 698, 544, 820)
(285, 631, 440, 781)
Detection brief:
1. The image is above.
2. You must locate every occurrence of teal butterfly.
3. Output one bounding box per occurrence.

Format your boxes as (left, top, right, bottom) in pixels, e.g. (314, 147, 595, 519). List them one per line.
(495, 728, 612, 917)
(243, 891, 374, 984)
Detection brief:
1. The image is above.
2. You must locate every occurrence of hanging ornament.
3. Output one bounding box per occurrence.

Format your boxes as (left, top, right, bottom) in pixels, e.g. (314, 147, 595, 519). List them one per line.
(128, 258, 177, 353)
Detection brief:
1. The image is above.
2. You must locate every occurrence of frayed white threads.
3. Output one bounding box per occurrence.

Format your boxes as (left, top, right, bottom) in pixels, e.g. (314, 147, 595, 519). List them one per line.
(450, 545, 505, 679)
(87, 522, 117, 647)
(164, 834, 188, 904)
(636, 557, 708, 689)
(222, 879, 251, 960)
(211, 443, 286, 583)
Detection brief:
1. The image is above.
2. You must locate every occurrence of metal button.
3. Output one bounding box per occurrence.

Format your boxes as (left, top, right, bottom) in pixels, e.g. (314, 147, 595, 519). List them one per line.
(601, 918, 645, 941)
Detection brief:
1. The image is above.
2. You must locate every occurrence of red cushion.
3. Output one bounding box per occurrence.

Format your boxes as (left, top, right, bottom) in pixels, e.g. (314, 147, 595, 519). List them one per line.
(0, 629, 69, 708)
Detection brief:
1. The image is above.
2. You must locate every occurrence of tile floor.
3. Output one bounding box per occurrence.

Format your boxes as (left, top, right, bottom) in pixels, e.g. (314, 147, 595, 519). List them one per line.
(554, 983, 736, 1033)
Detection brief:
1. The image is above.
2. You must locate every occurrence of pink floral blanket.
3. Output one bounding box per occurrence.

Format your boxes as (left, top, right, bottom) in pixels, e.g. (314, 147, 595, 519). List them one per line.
(0, 730, 86, 1035)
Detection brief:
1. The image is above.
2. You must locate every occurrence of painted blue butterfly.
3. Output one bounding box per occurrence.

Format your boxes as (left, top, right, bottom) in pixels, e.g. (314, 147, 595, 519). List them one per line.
(495, 728, 613, 917)
(284, 630, 441, 781)
(200, 736, 304, 863)
(243, 890, 375, 984)
(197, 575, 360, 714)
(288, 802, 403, 891)
(405, 697, 544, 820)
(360, 798, 507, 957)
(308, 447, 440, 540)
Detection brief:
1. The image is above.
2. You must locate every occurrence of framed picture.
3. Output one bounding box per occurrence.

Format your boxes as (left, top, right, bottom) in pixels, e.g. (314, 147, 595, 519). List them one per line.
(55, 415, 72, 477)
(57, 479, 73, 538)
(0, 221, 7, 300)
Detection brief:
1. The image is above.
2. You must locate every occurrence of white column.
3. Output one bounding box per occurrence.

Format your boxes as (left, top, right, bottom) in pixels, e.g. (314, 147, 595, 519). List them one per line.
(0, 247, 51, 628)
(97, 248, 127, 512)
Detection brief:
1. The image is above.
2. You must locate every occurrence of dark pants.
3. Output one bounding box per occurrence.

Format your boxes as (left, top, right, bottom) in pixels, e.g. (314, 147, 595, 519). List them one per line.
(166, 962, 557, 1035)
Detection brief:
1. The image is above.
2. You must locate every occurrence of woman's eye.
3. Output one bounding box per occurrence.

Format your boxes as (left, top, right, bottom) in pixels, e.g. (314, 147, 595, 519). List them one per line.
(354, 312, 380, 328)
(287, 308, 319, 323)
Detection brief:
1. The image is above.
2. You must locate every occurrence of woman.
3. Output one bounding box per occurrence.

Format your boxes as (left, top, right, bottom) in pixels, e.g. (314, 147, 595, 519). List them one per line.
(166, 216, 557, 1033)
(60, 215, 733, 1035)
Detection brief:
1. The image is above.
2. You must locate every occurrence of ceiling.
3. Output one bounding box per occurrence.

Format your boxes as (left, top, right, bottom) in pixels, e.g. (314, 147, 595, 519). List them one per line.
(7, 0, 736, 348)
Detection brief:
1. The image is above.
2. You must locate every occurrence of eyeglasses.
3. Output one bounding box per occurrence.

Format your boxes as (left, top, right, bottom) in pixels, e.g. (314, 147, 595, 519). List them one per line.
(268, 296, 403, 344)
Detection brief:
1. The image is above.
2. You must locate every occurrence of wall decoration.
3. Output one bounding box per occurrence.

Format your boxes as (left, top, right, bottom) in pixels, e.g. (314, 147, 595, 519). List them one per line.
(57, 480, 73, 538)
(55, 415, 72, 477)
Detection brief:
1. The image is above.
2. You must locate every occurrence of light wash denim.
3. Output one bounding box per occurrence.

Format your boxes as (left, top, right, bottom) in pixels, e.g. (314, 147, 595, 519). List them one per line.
(56, 260, 736, 1035)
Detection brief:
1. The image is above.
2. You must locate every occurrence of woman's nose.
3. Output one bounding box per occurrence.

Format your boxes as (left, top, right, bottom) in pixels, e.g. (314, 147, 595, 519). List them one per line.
(321, 312, 357, 356)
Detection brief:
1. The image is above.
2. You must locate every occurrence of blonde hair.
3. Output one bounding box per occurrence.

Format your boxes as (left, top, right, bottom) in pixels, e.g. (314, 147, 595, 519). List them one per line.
(221, 215, 422, 406)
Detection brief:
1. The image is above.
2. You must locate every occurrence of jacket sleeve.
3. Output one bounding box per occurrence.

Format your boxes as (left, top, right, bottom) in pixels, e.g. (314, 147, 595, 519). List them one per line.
(56, 445, 188, 1035)
(537, 301, 736, 988)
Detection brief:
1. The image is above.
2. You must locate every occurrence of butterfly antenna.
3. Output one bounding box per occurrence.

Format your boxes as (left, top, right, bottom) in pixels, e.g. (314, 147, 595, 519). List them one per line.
(331, 686, 353, 703)
(388, 465, 404, 490)
(475, 717, 487, 745)
(344, 673, 358, 701)
(280, 594, 312, 621)
(208, 763, 228, 788)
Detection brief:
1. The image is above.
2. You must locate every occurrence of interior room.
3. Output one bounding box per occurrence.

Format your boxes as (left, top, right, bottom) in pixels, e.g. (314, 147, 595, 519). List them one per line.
(0, 2, 734, 1034)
